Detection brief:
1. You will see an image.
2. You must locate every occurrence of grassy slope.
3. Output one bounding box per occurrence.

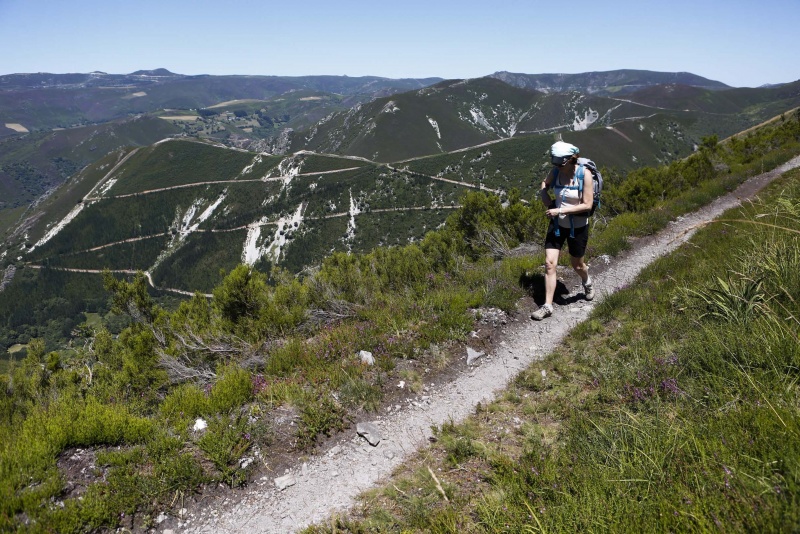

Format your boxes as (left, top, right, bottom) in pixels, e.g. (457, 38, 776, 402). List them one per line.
(309, 170, 800, 534)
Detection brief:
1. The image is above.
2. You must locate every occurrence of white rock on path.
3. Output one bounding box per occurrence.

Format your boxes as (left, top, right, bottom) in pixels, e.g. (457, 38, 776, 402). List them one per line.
(356, 422, 382, 446)
(466, 347, 484, 365)
(274, 474, 296, 491)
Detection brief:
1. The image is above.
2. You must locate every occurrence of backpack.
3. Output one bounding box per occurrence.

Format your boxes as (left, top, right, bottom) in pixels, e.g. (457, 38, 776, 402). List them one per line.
(550, 157, 603, 238)
(551, 157, 603, 216)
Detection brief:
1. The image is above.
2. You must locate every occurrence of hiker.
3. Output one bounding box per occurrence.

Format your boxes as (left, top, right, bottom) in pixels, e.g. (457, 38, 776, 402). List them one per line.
(531, 141, 595, 320)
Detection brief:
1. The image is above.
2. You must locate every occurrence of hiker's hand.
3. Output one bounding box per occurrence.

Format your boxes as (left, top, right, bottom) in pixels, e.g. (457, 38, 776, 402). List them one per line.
(546, 207, 560, 218)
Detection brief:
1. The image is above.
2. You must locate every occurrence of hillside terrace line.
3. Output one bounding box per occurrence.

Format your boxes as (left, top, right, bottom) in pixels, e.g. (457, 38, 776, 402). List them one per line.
(25, 265, 209, 298)
(54, 204, 463, 259)
(24, 200, 462, 298)
(84, 159, 507, 202)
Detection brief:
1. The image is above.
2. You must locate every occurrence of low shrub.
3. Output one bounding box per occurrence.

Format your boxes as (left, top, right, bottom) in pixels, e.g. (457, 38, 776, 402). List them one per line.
(197, 413, 253, 486)
(297, 391, 347, 449)
(209, 364, 253, 414)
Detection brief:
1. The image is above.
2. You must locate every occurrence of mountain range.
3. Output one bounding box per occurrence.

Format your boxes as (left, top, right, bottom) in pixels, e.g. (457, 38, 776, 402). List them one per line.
(3, 69, 798, 219)
(1, 68, 800, 349)
(490, 69, 733, 94)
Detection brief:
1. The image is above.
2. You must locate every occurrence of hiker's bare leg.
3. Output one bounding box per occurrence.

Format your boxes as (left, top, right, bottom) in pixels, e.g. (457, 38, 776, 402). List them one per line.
(544, 248, 560, 305)
(571, 255, 589, 285)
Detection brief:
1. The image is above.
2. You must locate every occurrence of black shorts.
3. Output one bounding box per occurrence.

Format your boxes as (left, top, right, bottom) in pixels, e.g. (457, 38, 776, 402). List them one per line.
(545, 223, 589, 258)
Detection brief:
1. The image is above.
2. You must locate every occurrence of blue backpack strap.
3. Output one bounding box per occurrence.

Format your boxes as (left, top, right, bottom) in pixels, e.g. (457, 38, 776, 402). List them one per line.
(553, 166, 585, 238)
(566, 165, 586, 238)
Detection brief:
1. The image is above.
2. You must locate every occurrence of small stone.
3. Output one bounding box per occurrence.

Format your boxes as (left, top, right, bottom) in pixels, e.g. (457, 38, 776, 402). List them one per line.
(193, 418, 207, 432)
(356, 422, 382, 446)
(359, 350, 374, 366)
(466, 347, 484, 365)
(541, 370, 547, 378)
(274, 474, 297, 490)
(398, 381, 405, 389)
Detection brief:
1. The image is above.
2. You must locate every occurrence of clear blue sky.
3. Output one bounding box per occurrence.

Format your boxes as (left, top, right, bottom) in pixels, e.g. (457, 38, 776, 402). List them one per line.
(2, 0, 798, 88)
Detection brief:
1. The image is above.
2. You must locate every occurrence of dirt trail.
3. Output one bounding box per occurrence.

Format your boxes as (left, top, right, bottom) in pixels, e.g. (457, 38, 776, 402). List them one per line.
(177, 156, 800, 533)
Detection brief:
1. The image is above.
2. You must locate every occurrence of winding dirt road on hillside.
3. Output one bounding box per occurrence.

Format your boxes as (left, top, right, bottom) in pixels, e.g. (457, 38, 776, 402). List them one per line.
(173, 156, 800, 534)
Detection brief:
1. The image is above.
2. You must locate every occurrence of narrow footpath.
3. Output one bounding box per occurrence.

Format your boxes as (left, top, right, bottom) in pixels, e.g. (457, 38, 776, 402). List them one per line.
(177, 156, 800, 533)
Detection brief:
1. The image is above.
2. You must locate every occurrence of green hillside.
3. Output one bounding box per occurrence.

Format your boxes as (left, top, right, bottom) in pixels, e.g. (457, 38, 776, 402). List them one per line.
(2, 71, 800, 357)
(295, 77, 663, 162)
(2, 138, 475, 296)
(0, 116, 181, 215)
(293, 77, 800, 163)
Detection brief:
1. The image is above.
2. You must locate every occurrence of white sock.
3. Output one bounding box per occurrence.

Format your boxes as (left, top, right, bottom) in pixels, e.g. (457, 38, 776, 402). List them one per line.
(584, 276, 593, 287)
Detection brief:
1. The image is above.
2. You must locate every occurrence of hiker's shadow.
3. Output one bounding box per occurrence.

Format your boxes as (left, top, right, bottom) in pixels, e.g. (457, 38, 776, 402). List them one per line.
(519, 272, 584, 306)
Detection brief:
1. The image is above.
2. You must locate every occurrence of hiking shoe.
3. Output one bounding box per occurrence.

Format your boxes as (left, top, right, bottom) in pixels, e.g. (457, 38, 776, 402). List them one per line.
(583, 284, 594, 300)
(531, 304, 553, 321)
(584, 282, 595, 301)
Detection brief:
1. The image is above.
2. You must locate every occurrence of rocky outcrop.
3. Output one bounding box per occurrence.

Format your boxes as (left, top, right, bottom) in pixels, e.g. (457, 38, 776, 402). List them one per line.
(0, 265, 16, 292)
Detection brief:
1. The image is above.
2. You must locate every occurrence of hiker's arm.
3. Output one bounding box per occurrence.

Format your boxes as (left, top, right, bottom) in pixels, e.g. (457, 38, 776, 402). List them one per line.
(539, 169, 555, 207)
(559, 169, 594, 215)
